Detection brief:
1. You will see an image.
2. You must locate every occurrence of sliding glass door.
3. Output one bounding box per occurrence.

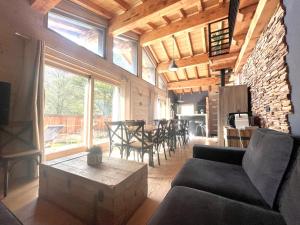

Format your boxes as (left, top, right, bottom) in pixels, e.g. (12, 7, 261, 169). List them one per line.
(92, 80, 119, 145)
(44, 65, 88, 155)
(44, 65, 120, 158)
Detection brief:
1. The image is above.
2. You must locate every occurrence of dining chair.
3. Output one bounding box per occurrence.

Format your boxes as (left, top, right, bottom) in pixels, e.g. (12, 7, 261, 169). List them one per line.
(166, 120, 176, 154)
(152, 120, 168, 164)
(123, 120, 155, 167)
(105, 121, 126, 158)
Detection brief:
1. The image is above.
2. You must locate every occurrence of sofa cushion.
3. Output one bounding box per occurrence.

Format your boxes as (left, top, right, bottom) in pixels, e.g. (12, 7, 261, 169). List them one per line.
(242, 128, 293, 208)
(278, 147, 300, 225)
(148, 186, 286, 225)
(172, 158, 269, 208)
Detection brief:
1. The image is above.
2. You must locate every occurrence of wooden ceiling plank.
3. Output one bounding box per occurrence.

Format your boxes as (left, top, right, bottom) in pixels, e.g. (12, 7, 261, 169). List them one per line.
(162, 16, 171, 25)
(160, 41, 171, 60)
(109, 0, 199, 35)
(157, 53, 209, 73)
(194, 66, 200, 79)
(31, 0, 61, 13)
(173, 36, 182, 58)
(113, 0, 131, 11)
(168, 77, 219, 90)
(183, 68, 189, 80)
(147, 22, 157, 30)
(198, 0, 204, 11)
(147, 46, 160, 63)
(174, 71, 180, 81)
(234, 0, 280, 72)
(140, 3, 229, 46)
(187, 32, 194, 56)
(179, 8, 187, 18)
(70, 0, 113, 18)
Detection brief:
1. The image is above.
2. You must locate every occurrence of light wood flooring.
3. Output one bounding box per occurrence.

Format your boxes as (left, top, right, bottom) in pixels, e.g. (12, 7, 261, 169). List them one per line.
(2, 137, 218, 225)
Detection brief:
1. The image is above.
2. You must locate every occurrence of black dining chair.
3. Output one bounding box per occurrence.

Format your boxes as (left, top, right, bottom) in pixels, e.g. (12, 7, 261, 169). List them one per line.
(152, 120, 168, 164)
(105, 121, 126, 158)
(123, 120, 155, 167)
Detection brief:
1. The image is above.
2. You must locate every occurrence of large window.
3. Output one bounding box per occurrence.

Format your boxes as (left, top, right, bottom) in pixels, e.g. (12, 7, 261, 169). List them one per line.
(142, 50, 156, 85)
(93, 80, 119, 144)
(48, 12, 105, 57)
(44, 65, 88, 154)
(113, 35, 138, 75)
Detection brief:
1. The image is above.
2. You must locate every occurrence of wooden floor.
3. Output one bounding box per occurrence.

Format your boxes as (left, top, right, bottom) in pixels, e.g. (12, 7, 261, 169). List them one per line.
(2, 137, 218, 225)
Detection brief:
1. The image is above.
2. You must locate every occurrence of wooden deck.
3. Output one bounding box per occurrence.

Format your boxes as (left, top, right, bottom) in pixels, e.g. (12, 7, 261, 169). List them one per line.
(2, 137, 218, 225)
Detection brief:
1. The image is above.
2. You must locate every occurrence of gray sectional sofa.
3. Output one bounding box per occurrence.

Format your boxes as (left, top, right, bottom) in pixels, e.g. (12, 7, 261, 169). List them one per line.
(148, 128, 300, 225)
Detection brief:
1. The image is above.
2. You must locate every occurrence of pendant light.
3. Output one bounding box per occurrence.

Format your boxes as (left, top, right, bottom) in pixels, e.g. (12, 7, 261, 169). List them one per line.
(169, 35, 178, 72)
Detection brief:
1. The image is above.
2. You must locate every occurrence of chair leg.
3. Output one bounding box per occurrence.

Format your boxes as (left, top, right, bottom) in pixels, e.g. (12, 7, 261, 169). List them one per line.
(156, 145, 160, 166)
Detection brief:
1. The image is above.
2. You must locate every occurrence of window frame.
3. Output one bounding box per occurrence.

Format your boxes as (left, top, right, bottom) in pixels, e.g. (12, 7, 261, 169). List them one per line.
(46, 10, 107, 58)
(142, 49, 156, 85)
(113, 34, 139, 76)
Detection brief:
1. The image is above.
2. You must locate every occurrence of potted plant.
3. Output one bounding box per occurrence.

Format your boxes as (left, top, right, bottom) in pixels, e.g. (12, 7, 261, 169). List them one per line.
(87, 146, 103, 166)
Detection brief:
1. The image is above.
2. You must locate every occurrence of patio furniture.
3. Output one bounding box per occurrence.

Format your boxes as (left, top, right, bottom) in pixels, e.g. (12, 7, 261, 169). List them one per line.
(39, 153, 148, 225)
(44, 125, 64, 147)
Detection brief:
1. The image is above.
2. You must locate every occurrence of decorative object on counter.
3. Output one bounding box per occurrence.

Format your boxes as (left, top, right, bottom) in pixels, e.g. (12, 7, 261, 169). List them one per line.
(87, 146, 103, 166)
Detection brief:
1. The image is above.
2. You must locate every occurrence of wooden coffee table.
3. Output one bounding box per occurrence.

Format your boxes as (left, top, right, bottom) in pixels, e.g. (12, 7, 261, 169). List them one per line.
(39, 153, 148, 225)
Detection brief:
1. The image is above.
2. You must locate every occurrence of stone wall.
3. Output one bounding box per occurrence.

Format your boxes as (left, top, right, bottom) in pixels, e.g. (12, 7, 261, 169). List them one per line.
(237, 6, 292, 133)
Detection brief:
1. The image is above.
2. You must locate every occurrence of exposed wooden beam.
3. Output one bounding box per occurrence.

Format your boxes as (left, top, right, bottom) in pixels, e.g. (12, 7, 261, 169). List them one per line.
(239, 3, 258, 16)
(186, 32, 194, 56)
(113, 0, 130, 11)
(70, 0, 113, 18)
(31, 0, 61, 13)
(235, 0, 280, 72)
(160, 41, 171, 60)
(210, 61, 235, 71)
(140, 3, 229, 46)
(168, 77, 219, 90)
(147, 22, 157, 30)
(198, 0, 204, 11)
(162, 16, 171, 25)
(179, 8, 187, 18)
(157, 53, 209, 73)
(209, 52, 239, 63)
(109, 0, 199, 36)
(173, 36, 182, 58)
(183, 68, 189, 80)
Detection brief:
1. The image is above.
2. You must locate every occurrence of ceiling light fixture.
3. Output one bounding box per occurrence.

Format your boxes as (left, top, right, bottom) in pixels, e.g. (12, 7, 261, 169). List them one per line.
(169, 35, 178, 72)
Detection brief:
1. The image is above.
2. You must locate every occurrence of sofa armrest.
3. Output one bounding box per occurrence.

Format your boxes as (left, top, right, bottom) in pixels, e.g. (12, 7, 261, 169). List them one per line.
(193, 145, 245, 165)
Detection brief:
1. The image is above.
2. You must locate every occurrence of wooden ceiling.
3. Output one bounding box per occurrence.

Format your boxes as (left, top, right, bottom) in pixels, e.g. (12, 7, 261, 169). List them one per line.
(31, 0, 280, 94)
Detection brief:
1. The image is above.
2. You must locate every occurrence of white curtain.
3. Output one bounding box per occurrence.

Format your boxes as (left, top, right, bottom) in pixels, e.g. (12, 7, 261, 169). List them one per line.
(31, 40, 45, 157)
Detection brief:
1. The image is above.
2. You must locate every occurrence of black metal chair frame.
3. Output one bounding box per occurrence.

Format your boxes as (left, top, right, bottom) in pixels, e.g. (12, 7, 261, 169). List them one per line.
(105, 121, 126, 158)
(123, 120, 154, 167)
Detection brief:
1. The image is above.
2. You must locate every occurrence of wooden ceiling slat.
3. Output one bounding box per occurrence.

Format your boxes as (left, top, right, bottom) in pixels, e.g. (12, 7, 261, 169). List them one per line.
(109, 0, 199, 35)
(162, 16, 171, 25)
(31, 0, 61, 13)
(186, 32, 194, 56)
(113, 0, 131, 11)
(173, 36, 182, 58)
(140, 2, 229, 46)
(160, 41, 171, 60)
(157, 53, 209, 73)
(70, 0, 113, 18)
